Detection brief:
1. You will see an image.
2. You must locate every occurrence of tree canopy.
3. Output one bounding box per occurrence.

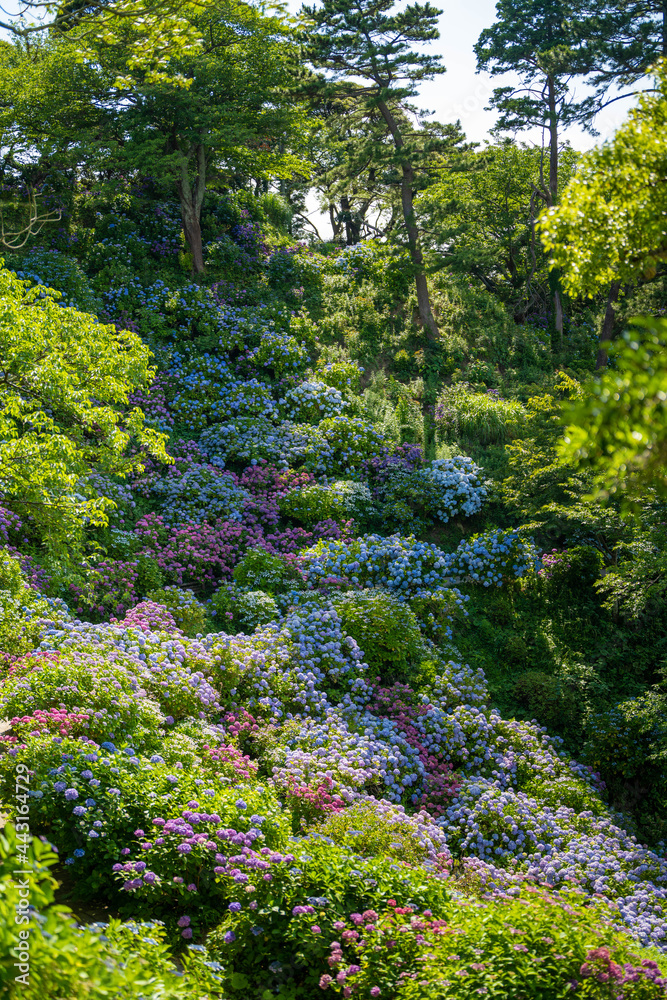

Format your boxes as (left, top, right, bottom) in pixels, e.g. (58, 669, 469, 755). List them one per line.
(559, 318, 667, 501)
(540, 61, 667, 298)
(0, 265, 168, 558)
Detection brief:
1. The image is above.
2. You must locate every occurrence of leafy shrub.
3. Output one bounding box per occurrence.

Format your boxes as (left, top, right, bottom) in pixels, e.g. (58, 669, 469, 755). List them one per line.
(312, 416, 386, 477)
(6, 249, 100, 313)
(329, 239, 412, 299)
(514, 669, 582, 731)
(539, 544, 604, 598)
(280, 481, 372, 526)
(135, 554, 165, 595)
(0, 591, 57, 658)
(0, 826, 226, 999)
(267, 245, 323, 294)
(242, 329, 310, 378)
(315, 798, 450, 867)
(72, 558, 140, 620)
(436, 381, 526, 444)
(146, 586, 208, 636)
(232, 548, 303, 594)
(314, 358, 364, 396)
(102, 279, 222, 346)
(0, 547, 25, 596)
(280, 380, 348, 423)
(376, 456, 487, 530)
(331, 589, 423, 677)
(582, 690, 667, 842)
(523, 775, 607, 816)
(211, 586, 279, 633)
(235, 590, 279, 631)
(206, 233, 261, 272)
(205, 836, 448, 998)
(0, 654, 165, 742)
(317, 887, 667, 999)
(409, 589, 467, 642)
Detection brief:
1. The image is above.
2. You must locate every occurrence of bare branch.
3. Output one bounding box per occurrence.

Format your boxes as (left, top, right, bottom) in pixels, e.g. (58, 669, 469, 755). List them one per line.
(0, 189, 61, 250)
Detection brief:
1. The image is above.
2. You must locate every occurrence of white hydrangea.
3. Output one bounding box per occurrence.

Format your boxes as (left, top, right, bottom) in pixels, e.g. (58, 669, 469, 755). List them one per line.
(416, 455, 488, 521)
(280, 379, 348, 423)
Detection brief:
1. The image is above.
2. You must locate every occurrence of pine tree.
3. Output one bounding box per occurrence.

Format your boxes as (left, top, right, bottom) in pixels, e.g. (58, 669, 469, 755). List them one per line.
(475, 0, 596, 340)
(303, 0, 449, 456)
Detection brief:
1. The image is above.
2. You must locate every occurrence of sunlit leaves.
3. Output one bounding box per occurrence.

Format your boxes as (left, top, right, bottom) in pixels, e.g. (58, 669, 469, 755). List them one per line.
(0, 264, 169, 557)
(558, 317, 667, 502)
(540, 60, 667, 297)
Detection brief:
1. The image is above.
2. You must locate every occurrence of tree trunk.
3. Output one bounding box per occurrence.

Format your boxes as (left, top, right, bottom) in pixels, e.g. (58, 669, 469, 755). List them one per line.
(596, 279, 622, 369)
(176, 142, 207, 275)
(340, 194, 362, 245)
(554, 287, 564, 347)
(547, 75, 563, 343)
(329, 203, 343, 241)
(376, 99, 438, 342)
(376, 98, 439, 459)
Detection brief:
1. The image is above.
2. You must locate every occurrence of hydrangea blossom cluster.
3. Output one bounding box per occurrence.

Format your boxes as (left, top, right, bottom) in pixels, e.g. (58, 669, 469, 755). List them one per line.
(2, 581, 667, 948)
(3, 223, 667, 974)
(151, 465, 251, 526)
(204, 603, 370, 721)
(300, 530, 540, 596)
(198, 415, 386, 477)
(199, 418, 322, 468)
(127, 373, 174, 433)
(280, 380, 348, 423)
(374, 456, 488, 530)
(539, 548, 575, 581)
(171, 368, 278, 430)
(118, 600, 180, 634)
(450, 530, 542, 586)
(271, 710, 425, 803)
(441, 777, 667, 947)
(415, 456, 487, 520)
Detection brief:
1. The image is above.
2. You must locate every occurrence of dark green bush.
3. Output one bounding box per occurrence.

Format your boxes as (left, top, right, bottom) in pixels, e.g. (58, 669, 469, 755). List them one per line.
(582, 689, 667, 844)
(540, 545, 604, 600)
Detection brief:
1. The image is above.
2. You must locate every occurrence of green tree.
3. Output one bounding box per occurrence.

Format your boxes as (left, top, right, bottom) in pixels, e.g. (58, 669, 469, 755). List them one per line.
(577, 0, 667, 91)
(306, 92, 395, 244)
(540, 62, 667, 298)
(474, 0, 597, 338)
(1, 0, 207, 89)
(303, 0, 459, 456)
(109, 1, 307, 272)
(0, 6, 308, 273)
(0, 264, 169, 562)
(0, 36, 119, 242)
(418, 140, 577, 322)
(558, 318, 667, 502)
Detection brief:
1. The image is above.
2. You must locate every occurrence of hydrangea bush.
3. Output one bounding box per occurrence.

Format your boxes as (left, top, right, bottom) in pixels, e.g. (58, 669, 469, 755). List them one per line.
(1, 213, 666, 1000)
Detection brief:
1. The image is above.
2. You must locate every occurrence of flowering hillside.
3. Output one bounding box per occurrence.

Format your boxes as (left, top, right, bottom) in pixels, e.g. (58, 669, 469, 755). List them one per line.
(0, 190, 666, 1000)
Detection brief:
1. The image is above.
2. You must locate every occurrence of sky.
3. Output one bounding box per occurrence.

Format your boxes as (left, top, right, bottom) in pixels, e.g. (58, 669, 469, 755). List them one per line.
(287, 0, 640, 234)
(402, 0, 634, 148)
(286, 0, 638, 145)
